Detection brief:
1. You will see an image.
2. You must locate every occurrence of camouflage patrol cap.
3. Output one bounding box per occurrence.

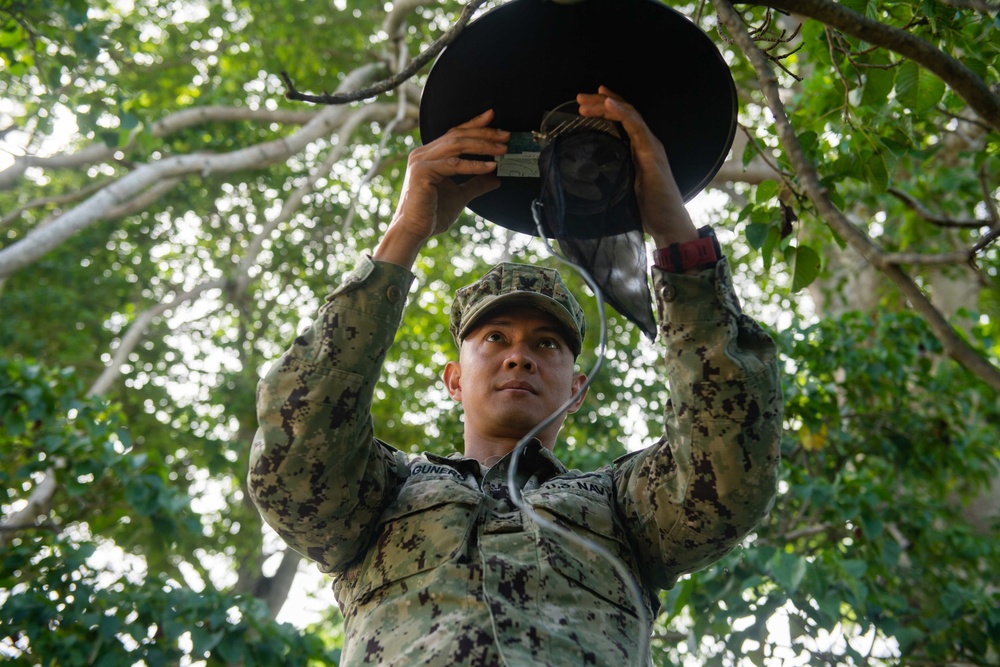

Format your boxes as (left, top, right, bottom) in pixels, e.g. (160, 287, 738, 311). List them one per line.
(450, 263, 586, 356)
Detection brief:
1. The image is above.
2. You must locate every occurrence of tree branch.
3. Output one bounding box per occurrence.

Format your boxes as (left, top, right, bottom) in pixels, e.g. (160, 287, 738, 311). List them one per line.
(0, 107, 322, 192)
(232, 101, 417, 294)
(87, 280, 226, 396)
(280, 0, 490, 105)
(784, 523, 836, 541)
(0, 468, 59, 546)
(881, 250, 973, 266)
(714, 0, 1000, 393)
(888, 187, 988, 229)
(255, 549, 304, 620)
(1, 181, 105, 228)
(936, 0, 1000, 12)
(340, 9, 417, 235)
(745, 0, 1000, 133)
(971, 164, 1000, 254)
(0, 68, 396, 280)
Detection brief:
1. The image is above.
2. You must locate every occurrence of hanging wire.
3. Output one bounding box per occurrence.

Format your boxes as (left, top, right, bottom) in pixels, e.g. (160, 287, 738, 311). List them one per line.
(504, 198, 653, 667)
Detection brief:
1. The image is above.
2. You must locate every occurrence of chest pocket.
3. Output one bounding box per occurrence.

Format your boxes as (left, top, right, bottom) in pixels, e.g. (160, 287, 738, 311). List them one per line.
(335, 477, 482, 607)
(526, 484, 647, 617)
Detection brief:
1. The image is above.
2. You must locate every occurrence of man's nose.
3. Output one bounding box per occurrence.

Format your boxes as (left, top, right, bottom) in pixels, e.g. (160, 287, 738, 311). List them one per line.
(504, 343, 535, 371)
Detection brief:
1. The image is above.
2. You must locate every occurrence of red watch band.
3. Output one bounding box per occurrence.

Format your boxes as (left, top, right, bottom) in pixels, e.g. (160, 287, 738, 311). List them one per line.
(653, 235, 719, 272)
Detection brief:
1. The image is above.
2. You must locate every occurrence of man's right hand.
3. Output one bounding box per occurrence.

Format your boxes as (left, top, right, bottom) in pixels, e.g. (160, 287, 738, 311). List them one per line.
(576, 86, 697, 248)
(374, 110, 508, 269)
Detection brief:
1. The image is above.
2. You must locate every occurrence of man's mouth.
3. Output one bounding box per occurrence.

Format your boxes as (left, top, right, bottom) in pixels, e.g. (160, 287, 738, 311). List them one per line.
(498, 381, 537, 394)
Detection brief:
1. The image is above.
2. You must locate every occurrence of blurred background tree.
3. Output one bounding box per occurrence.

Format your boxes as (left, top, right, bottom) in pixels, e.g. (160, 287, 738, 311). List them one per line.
(1, 0, 997, 664)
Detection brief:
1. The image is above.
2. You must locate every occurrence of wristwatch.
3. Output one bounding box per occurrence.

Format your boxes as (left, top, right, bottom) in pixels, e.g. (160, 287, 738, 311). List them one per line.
(653, 226, 721, 273)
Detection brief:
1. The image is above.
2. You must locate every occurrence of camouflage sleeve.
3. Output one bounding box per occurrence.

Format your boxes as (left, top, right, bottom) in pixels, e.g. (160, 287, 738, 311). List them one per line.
(247, 256, 413, 574)
(613, 256, 783, 590)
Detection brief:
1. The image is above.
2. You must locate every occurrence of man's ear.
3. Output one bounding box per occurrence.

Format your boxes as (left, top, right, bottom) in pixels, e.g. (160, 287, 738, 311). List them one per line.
(443, 360, 462, 402)
(567, 372, 588, 413)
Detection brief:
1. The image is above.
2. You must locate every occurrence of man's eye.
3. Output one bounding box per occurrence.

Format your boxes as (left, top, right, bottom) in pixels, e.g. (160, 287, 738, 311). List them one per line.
(484, 332, 504, 342)
(539, 338, 560, 349)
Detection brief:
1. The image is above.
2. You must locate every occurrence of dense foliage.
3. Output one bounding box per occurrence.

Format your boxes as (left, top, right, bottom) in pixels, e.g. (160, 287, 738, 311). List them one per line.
(1, 0, 997, 665)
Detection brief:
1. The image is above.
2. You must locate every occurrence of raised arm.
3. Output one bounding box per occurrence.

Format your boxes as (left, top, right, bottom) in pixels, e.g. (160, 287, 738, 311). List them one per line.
(616, 258, 783, 589)
(578, 87, 783, 588)
(248, 259, 414, 574)
(247, 111, 509, 573)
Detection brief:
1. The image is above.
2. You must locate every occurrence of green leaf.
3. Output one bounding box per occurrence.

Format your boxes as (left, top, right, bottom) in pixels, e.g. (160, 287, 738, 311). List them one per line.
(860, 514, 883, 539)
(191, 626, 224, 654)
(962, 57, 988, 81)
(0, 24, 25, 48)
(754, 180, 780, 204)
(771, 551, 809, 592)
(788, 244, 822, 292)
(920, 0, 939, 32)
(662, 577, 693, 620)
(896, 61, 946, 112)
(839, 0, 876, 18)
(762, 225, 781, 271)
(73, 31, 102, 59)
(861, 148, 890, 192)
(797, 130, 820, 160)
(860, 66, 895, 108)
(217, 633, 247, 662)
(120, 112, 140, 131)
(745, 222, 770, 250)
(3, 406, 26, 436)
(842, 559, 868, 578)
(815, 592, 843, 624)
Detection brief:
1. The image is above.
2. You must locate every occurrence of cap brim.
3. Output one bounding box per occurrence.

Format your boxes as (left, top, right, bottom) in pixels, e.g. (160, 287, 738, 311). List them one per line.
(458, 293, 583, 355)
(419, 0, 737, 238)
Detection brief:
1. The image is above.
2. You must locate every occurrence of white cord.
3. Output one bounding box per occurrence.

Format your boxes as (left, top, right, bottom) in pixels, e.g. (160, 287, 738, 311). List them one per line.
(504, 199, 652, 666)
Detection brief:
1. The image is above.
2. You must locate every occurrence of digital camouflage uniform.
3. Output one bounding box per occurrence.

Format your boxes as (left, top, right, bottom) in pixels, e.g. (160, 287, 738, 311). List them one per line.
(249, 253, 783, 666)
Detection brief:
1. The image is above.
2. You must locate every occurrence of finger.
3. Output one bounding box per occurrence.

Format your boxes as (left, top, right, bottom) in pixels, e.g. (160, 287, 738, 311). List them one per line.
(575, 91, 608, 116)
(405, 156, 497, 190)
(444, 133, 509, 157)
(597, 85, 623, 101)
(458, 173, 502, 200)
(423, 109, 507, 157)
(446, 156, 500, 176)
(601, 96, 656, 147)
(412, 130, 507, 174)
(421, 130, 509, 174)
(576, 86, 629, 115)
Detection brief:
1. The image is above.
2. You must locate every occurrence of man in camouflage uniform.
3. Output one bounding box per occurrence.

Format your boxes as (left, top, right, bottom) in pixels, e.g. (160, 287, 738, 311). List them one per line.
(248, 88, 783, 666)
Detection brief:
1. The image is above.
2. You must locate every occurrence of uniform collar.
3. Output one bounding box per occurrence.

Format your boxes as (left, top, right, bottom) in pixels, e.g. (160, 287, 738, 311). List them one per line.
(427, 439, 569, 480)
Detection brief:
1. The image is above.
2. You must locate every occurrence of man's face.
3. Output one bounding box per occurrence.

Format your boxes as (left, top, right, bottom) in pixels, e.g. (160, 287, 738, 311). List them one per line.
(443, 304, 587, 448)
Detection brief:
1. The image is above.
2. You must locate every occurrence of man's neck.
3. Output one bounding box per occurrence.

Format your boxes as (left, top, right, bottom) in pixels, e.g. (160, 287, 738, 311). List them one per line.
(463, 436, 519, 466)
(463, 432, 555, 465)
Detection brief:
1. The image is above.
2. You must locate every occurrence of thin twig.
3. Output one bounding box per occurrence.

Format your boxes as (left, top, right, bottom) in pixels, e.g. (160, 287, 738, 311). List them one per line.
(881, 250, 972, 266)
(888, 187, 987, 229)
(738, 125, 802, 202)
(936, 0, 1000, 12)
(971, 164, 1000, 253)
(0, 181, 106, 228)
(281, 0, 490, 105)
